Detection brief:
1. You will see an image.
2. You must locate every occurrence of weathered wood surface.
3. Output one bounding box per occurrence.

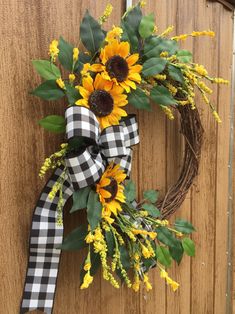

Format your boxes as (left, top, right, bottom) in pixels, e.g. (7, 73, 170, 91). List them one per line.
(0, 0, 233, 313)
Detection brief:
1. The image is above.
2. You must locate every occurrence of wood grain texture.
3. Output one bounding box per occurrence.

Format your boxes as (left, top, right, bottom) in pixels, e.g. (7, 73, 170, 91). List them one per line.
(0, 1, 233, 314)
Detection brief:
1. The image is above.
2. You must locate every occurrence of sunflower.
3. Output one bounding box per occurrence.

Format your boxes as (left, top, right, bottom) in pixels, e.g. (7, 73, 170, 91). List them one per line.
(91, 39, 142, 93)
(96, 163, 126, 221)
(75, 74, 128, 129)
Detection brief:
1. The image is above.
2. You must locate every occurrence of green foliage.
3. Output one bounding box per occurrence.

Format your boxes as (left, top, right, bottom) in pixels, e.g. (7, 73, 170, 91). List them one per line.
(144, 36, 178, 59)
(65, 83, 81, 105)
(59, 224, 88, 250)
(142, 57, 167, 77)
(156, 245, 172, 267)
(174, 219, 196, 234)
(169, 240, 184, 265)
(156, 226, 178, 247)
(176, 49, 192, 63)
(105, 230, 115, 256)
(182, 237, 195, 256)
(80, 10, 105, 54)
(168, 64, 184, 84)
(124, 180, 136, 202)
(31, 80, 65, 101)
(38, 115, 66, 133)
(58, 37, 75, 71)
(143, 259, 156, 272)
(139, 13, 155, 39)
(32, 60, 61, 80)
(87, 190, 102, 231)
(80, 249, 101, 284)
(123, 4, 142, 35)
(121, 21, 139, 52)
(120, 246, 131, 269)
(143, 189, 159, 203)
(150, 85, 176, 106)
(128, 87, 151, 110)
(142, 203, 161, 218)
(70, 187, 91, 213)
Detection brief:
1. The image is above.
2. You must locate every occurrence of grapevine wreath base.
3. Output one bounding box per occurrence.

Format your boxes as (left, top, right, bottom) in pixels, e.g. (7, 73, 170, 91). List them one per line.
(159, 106, 204, 218)
(20, 3, 228, 314)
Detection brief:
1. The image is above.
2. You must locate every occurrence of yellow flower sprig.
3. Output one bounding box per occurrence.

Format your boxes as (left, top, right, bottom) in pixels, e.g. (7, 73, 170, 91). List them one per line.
(171, 30, 215, 41)
(99, 3, 113, 25)
(159, 267, 179, 292)
(39, 143, 68, 178)
(48, 39, 59, 62)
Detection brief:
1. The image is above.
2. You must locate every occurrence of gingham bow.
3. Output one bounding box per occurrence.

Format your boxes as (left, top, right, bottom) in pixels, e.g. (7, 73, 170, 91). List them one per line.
(65, 105, 139, 190)
(20, 105, 139, 314)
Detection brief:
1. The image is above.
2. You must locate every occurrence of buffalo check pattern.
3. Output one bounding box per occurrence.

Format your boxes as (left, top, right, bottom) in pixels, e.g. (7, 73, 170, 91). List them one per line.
(65, 148, 105, 190)
(20, 166, 74, 314)
(65, 105, 100, 143)
(21, 106, 140, 313)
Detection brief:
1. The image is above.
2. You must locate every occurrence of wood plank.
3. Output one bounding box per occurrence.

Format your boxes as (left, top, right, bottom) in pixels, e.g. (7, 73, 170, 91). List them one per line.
(165, 0, 194, 313)
(214, 4, 233, 314)
(191, 1, 219, 313)
(135, 1, 168, 314)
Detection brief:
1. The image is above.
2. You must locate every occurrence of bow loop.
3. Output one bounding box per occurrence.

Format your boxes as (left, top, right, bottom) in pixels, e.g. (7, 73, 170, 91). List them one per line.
(99, 125, 127, 157)
(65, 105, 139, 188)
(66, 105, 100, 143)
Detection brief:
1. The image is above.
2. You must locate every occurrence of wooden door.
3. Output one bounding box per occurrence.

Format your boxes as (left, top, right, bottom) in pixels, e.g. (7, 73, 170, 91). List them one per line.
(0, 1, 233, 313)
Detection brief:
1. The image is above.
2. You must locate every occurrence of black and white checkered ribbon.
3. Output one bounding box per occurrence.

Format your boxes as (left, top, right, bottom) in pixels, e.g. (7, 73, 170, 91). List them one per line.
(20, 105, 139, 314)
(65, 106, 139, 190)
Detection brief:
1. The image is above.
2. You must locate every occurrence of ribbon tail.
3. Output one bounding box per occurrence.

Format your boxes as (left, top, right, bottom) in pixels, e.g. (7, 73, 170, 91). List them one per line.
(20, 166, 74, 314)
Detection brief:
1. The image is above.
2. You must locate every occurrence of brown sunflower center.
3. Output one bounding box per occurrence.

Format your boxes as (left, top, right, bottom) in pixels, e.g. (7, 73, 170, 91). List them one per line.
(104, 177, 118, 202)
(88, 90, 114, 117)
(106, 55, 129, 82)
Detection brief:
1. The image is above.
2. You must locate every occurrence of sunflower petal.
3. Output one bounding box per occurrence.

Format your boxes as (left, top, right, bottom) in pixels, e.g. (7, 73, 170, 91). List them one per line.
(118, 41, 130, 58)
(90, 64, 104, 72)
(100, 189, 112, 199)
(128, 72, 142, 83)
(126, 53, 139, 66)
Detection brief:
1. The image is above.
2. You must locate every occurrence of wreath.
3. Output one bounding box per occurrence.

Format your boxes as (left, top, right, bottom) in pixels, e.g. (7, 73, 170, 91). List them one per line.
(20, 3, 229, 313)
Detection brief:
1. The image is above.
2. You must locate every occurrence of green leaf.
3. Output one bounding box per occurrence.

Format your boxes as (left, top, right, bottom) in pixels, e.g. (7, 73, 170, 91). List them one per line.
(80, 10, 105, 54)
(123, 4, 142, 34)
(142, 203, 161, 218)
(156, 246, 172, 267)
(90, 249, 101, 276)
(182, 237, 195, 256)
(58, 37, 74, 71)
(142, 258, 156, 271)
(139, 13, 155, 39)
(124, 180, 136, 202)
(168, 64, 184, 84)
(150, 85, 176, 106)
(169, 240, 184, 265)
(174, 219, 196, 234)
(38, 115, 66, 133)
(70, 187, 91, 213)
(156, 226, 178, 247)
(65, 83, 81, 105)
(80, 248, 101, 285)
(176, 50, 192, 63)
(128, 87, 151, 111)
(31, 80, 65, 101)
(120, 246, 130, 269)
(144, 36, 178, 59)
(32, 60, 61, 80)
(121, 21, 139, 53)
(59, 224, 88, 250)
(143, 189, 159, 203)
(87, 190, 102, 231)
(142, 57, 167, 77)
(105, 231, 115, 257)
